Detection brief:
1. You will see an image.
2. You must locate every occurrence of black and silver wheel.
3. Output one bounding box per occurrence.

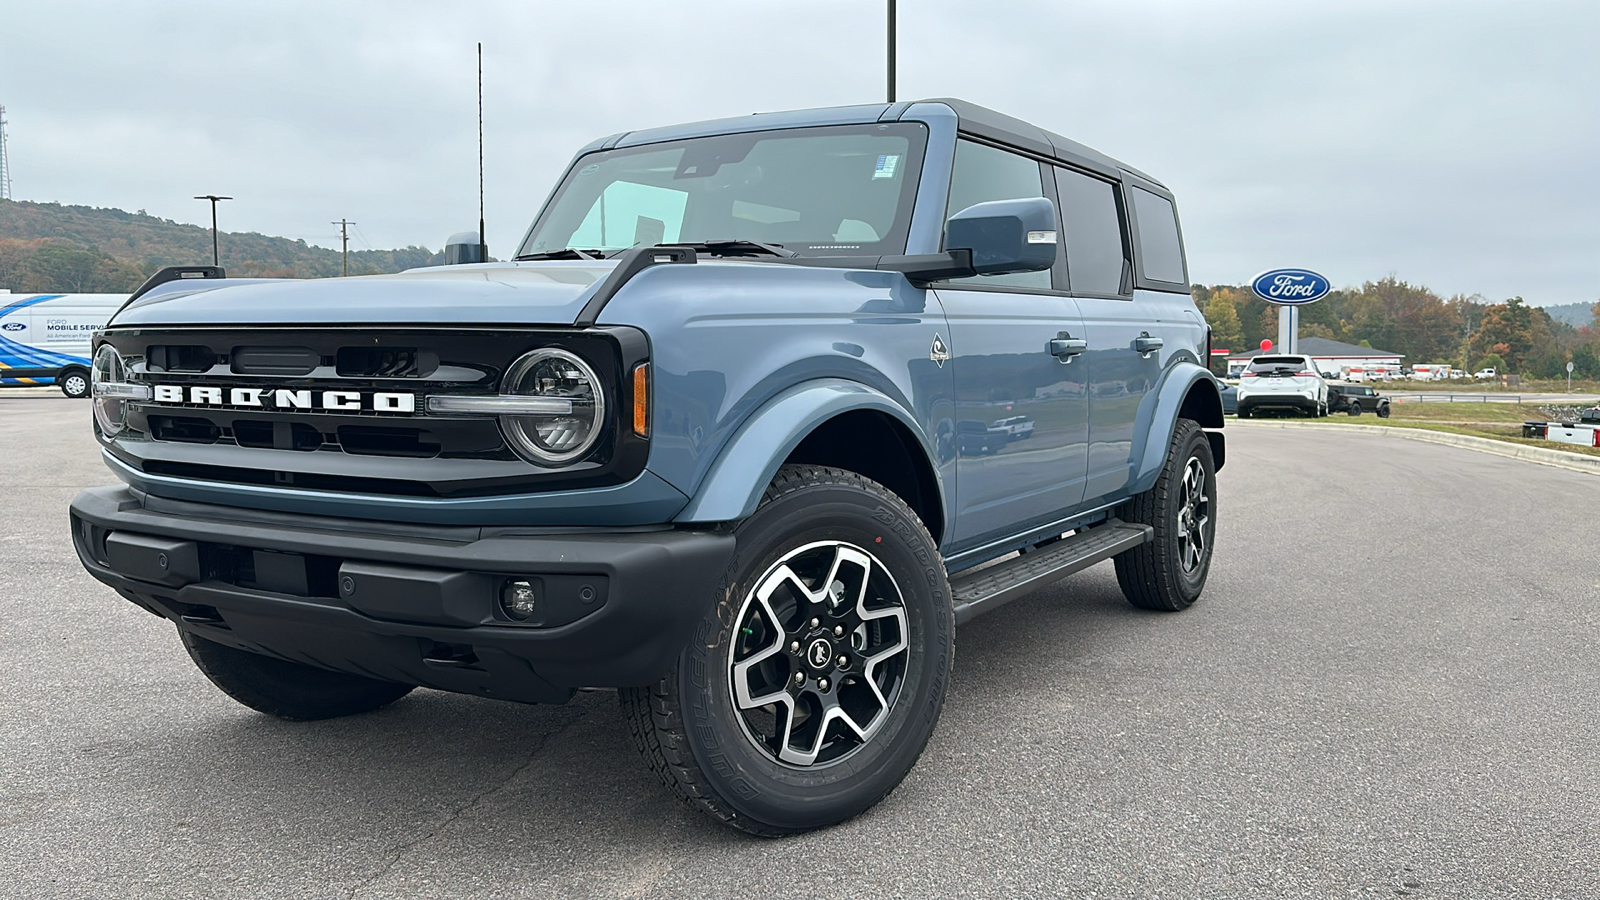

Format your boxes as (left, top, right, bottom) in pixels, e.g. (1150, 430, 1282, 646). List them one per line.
(1115, 418, 1216, 611)
(729, 540, 911, 767)
(622, 465, 952, 835)
(58, 367, 90, 399)
(180, 631, 414, 720)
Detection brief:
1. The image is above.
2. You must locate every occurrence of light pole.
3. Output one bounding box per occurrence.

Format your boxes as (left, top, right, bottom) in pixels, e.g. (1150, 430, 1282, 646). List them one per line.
(194, 194, 232, 267)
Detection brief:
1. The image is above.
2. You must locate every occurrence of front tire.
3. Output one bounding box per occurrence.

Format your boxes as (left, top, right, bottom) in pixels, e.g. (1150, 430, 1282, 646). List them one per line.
(1114, 419, 1217, 612)
(621, 465, 953, 835)
(180, 631, 414, 720)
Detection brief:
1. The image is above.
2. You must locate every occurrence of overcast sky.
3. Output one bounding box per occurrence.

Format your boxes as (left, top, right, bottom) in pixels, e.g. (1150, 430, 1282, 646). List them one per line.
(4, 0, 1596, 305)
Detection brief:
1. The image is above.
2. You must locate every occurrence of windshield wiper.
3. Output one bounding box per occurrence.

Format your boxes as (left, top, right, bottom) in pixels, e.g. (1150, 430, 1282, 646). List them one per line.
(658, 240, 797, 259)
(513, 248, 606, 261)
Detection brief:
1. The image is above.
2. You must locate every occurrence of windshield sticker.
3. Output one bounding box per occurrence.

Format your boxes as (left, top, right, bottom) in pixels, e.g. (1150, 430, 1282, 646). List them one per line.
(873, 154, 900, 179)
(579, 164, 600, 176)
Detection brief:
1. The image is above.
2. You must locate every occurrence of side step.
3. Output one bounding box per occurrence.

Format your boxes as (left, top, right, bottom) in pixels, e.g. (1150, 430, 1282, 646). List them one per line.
(950, 519, 1152, 625)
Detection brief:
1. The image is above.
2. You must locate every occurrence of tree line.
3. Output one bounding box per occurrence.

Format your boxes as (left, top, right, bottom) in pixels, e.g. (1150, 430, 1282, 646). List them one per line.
(0, 198, 447, 293)
(1193, 278, 1600, 379)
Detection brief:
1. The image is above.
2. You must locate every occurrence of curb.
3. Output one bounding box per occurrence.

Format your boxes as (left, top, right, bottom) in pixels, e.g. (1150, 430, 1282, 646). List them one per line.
(1233, 419, 1600, 477)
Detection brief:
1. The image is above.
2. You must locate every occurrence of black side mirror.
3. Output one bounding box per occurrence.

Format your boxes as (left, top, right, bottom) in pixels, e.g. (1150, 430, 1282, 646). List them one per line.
(945, 197, 1057, 275)
(445, 231, 487, 265)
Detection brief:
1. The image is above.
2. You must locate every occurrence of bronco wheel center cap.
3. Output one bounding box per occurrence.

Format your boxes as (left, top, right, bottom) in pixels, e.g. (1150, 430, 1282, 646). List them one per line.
(807, 637, 834, 669)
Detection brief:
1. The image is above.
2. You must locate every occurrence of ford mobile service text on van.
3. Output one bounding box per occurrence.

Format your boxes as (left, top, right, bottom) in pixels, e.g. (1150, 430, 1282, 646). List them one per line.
(1, 293, 126, 397)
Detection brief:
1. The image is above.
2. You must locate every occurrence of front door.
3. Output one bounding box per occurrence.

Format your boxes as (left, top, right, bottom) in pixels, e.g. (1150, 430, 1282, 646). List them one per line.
(937, 140, 1090, 551)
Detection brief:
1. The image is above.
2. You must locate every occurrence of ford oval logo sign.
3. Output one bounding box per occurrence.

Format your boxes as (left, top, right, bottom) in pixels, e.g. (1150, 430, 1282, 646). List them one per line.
(0, 321, 25, 332)
(1250, 268, 1330, 305)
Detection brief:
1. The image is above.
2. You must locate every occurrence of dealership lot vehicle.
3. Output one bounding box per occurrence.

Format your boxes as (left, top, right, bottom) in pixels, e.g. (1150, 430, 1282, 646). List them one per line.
(1219, 381, 1237, 415)
(1328, 382, 1390, 417)
(1236, 354, 1328, 418)
(0, 292, 125, 397)
(69, 99, 1222, 835)
(1522, 405, 1600, 446)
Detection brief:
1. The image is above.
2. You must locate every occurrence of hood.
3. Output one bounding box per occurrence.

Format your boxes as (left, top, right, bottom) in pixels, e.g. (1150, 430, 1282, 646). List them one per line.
(110, 262, 615, 328)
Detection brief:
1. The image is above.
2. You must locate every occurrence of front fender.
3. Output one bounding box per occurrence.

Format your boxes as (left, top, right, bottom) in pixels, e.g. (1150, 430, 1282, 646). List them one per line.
(1128, 363, 1225, 496)
(673, 378, 940, 523)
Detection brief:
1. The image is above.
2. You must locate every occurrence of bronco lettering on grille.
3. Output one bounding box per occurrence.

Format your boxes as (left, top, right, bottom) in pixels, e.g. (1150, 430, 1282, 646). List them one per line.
(149, 384, 417, 413)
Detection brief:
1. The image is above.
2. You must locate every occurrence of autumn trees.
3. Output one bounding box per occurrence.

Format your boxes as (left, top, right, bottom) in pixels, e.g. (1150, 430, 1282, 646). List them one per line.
(1193, 277, 1600, 379)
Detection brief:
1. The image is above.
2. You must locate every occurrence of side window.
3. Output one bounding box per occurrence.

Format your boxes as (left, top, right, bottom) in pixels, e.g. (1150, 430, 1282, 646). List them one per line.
(942, 140, 1051, 289)
(1053, 167, 1128, 297)
(569, 181, 688, 250)
(1129, 186, 1186, 285)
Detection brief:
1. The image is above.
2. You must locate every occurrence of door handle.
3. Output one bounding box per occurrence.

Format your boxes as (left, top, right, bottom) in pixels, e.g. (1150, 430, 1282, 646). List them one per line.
(1049, 332, 1088, 362)
(1134, 333, 1164, 355)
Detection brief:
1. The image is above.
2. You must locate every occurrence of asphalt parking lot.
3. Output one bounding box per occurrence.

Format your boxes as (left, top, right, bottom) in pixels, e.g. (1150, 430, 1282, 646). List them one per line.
(4, 393, 1599, 899)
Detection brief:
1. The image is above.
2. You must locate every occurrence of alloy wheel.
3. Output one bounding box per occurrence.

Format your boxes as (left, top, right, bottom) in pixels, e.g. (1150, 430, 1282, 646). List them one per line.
(728, 540, 909, 767)
(1176, 456, 1210, 574)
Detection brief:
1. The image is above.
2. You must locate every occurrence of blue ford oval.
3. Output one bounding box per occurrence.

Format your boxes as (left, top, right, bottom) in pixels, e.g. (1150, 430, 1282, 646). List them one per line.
(1251, 268, 1330, 305)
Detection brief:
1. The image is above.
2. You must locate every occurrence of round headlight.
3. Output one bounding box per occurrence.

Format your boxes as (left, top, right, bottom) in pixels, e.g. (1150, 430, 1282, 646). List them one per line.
(499, 348, 606, 465)
(91, 344, 127, 437)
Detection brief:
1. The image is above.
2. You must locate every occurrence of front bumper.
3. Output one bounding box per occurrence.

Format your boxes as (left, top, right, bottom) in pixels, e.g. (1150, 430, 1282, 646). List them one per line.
(70, 485, 735, 703)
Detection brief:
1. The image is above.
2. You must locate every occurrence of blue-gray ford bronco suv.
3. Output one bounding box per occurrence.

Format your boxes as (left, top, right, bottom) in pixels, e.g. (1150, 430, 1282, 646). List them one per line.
(72, 99, 1223, 835)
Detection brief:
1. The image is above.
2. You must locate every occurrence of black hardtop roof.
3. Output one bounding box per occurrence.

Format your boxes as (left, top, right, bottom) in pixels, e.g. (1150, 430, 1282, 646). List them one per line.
(919, 98, 1164, 188)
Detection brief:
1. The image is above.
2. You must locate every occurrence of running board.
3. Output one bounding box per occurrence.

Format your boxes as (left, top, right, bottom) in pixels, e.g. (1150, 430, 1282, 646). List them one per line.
(950, 519, 1152, 625)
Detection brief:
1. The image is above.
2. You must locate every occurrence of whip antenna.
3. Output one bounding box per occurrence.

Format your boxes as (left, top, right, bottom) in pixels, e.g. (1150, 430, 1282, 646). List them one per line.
(478, 42, 486, 260)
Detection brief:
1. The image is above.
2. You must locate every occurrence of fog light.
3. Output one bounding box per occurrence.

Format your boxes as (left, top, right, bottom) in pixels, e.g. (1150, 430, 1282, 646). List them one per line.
(501, 579, 538, 620)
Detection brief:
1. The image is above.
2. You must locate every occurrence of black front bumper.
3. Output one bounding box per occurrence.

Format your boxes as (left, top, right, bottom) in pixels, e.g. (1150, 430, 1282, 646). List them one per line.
(70, 485, 735, 704)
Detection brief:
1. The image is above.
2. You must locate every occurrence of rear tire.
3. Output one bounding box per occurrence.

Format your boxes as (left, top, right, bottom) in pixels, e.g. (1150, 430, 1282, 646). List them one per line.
(58, 368, 90, 399)
(621, 465, 952, 835)
(180, 631, 414, 720)
(1348, 402, 1362, 416)
(1115, 419, 1216, 612)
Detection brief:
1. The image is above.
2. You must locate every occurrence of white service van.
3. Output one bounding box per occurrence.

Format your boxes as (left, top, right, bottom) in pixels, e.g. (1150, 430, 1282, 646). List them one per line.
(0, 292, 127, 397)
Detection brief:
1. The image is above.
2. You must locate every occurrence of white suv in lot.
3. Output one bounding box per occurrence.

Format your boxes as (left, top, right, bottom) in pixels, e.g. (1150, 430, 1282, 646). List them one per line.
(1236, 354, 1329, 418)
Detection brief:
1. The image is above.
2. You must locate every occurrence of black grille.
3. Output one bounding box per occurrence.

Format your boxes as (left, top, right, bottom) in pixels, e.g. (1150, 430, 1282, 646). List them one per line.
(149, 416, 221, 444)
(100, 325, 652, 499)
(232, 420, 325, 451)
(337, 347, 439, 378)
(231, 346, 320, 375)
(147, 345, 219, 373)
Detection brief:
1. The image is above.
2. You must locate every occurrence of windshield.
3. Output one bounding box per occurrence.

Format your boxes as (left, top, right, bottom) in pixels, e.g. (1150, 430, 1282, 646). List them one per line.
(518, 123, 928, 258)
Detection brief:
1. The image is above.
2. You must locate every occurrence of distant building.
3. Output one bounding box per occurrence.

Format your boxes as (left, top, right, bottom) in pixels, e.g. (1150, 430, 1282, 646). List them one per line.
(1227, 337, 1404, 378)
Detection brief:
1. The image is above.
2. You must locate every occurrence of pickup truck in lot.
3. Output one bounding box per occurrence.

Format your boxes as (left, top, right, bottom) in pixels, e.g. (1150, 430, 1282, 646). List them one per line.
(1523, 406, 1600, 447)
(70, 98, 1224, 835)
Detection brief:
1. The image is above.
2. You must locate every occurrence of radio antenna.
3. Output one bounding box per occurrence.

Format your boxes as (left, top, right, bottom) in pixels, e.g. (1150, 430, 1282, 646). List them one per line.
(886, 0, 896, 103)
(477, 42, 486, 260)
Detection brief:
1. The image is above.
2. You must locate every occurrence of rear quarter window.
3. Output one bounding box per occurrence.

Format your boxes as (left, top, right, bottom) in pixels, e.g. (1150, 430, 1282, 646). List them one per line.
(1130, 186, 1186, 286)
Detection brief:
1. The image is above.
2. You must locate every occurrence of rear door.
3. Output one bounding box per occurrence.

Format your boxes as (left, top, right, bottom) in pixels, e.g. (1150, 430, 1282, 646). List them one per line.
(1052, 167, 1165, 504)
(934, 139, 1089, 550)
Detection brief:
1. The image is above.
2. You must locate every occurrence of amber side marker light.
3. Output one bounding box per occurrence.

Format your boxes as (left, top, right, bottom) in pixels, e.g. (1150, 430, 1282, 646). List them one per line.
(632, 362, 650, 437)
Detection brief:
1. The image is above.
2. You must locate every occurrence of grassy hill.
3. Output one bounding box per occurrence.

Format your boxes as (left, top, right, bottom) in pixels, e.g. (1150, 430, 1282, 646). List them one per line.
(0, 198, 445, 293)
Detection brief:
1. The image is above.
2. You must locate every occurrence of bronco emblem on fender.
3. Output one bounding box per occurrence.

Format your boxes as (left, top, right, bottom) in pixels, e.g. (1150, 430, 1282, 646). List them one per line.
(929, 333, 950, 367)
